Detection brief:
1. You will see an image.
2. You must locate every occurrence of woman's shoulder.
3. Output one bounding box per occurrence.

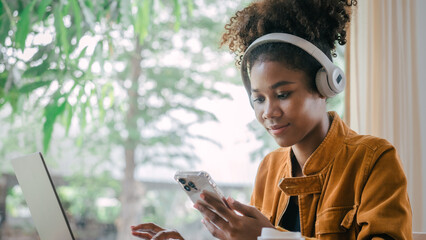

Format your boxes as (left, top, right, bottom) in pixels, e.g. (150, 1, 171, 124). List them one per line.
(340, 130, 401, 171)
(345, 129, 396, 152)
(330, 112, 396, 152)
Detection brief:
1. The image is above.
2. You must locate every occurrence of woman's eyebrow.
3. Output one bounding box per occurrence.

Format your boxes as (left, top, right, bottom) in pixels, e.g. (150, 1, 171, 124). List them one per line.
(252, 81, 295, 92)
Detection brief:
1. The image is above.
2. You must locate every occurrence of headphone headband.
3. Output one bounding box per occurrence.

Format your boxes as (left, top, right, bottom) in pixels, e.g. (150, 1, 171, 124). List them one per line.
(241, 33, 346, 107)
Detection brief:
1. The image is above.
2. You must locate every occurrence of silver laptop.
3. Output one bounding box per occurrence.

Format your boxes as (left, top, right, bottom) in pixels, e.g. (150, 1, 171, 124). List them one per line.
(11, 152, 75, 240)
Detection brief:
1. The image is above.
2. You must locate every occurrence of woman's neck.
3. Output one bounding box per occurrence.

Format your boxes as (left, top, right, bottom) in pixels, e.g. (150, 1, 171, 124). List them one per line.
(291, 113, 331, 176)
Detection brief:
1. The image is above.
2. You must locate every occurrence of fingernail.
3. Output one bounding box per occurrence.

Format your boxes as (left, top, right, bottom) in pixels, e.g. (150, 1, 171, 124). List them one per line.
(200, 193, 205, 199)
(228, 197, 235, 203)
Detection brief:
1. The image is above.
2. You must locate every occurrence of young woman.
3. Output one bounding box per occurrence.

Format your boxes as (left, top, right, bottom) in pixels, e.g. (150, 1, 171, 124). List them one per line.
(131, 0, 412, 239)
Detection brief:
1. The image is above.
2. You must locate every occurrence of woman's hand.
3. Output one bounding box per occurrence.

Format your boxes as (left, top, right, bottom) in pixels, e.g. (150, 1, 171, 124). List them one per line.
(131, 223, 184, 240)
(194, 191, 274, 240)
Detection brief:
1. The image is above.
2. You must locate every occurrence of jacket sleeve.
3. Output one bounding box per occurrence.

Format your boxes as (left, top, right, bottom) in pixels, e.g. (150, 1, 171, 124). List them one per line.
(250, 156, 268, 208)
(356, 144, 412, 240)
(250, 154, 272, 217)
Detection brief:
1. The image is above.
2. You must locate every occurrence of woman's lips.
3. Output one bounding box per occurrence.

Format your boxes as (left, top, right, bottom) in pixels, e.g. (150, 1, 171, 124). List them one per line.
(268, 123, 290, 135)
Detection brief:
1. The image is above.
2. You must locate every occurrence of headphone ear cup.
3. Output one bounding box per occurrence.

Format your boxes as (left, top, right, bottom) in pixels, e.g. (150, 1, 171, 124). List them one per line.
(315, 68, 335, 98)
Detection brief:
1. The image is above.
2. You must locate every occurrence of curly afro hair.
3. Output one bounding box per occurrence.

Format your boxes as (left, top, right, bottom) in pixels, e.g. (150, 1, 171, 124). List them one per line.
(221, 0, 356, 94)
(221, 0, 356, 66)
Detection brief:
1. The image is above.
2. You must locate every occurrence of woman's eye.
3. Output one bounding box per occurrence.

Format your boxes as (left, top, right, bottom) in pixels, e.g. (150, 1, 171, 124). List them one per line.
(252, 97, 265, 103)
(277, 92, 290, 99)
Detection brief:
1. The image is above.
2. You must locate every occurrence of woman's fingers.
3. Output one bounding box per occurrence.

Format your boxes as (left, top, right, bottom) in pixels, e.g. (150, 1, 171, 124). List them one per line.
(151, 229, 185, 240)
(196, 192, 275, 240)
(201, 218, 226, 240)
(195, 194, 276, 240)
(226, 197, 262, 218)
(131, 230, 154, 239)
(130, 224, 184, 240)
(131, 223, 165, 239)
(200, 191, 234, 218)
(195, 200, 229, 230)
(131, 223, 165, 233)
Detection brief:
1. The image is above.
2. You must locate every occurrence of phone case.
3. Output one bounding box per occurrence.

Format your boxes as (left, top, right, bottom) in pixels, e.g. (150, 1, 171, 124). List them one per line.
(174, 171, 225, 205)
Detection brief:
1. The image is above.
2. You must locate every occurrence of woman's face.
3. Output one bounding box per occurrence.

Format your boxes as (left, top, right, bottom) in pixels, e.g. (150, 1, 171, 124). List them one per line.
(250, 60, 327, 147)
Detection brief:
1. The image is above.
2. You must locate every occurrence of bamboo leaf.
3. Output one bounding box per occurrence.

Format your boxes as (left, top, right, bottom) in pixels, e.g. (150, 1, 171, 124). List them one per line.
(70, 0, 82, 41)
(37, 0, 53, 20)
(22, 60, 50, 78)
(134, 0, 151, 44)
(64, 102, 73, 136)
(0, 71, 7, 88)
(18, 80, 52, 94)
(0, 1, 3, 27)
(88, 41, 101, 70)
(57, 99, 67, 113)
(74, 45, 88, 63)
(78, 0, 95, 28)
(61, 1, 70, 16)
(141, 0, 151, 41)
(42, 112, 54, 152)
(118, 0, 131, 25)
(15, 0, 36, 50)
(29, 44, 52, 62)
(0, 15, 10, 46)
(1, 0, 14, 45)
(134, 2, 140, 34)
(84, 0, 94, 10)
(6, 89, 19, 112)
(186, 0, 193, 17)
(76, 87, 87, 130)
(53, 5, 70, 55)
(173, 0, 181, 31)
(43, 99, 67, 152)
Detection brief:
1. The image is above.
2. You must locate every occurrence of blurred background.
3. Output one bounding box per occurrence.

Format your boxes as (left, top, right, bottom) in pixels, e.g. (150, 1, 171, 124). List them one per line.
(0, 0, 359, 239)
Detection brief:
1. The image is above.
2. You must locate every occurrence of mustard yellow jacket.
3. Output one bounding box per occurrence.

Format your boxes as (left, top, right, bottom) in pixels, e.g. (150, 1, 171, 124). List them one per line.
(250, 112, 412, 240)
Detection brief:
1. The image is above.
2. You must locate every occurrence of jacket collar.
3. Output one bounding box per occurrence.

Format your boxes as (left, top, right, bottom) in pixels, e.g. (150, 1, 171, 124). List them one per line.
(300, 111, 349, 176)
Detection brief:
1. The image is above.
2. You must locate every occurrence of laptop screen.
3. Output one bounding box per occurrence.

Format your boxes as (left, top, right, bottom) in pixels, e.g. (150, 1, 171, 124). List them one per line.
(11, 152, 75, 240)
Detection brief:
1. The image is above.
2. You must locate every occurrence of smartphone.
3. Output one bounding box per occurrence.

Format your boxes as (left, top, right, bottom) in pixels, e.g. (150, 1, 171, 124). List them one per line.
(174, 170, 229, 208)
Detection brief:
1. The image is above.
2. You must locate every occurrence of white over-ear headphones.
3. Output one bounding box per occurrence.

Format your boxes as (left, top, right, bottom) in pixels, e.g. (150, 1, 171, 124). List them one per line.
(241, 33, 346, 106)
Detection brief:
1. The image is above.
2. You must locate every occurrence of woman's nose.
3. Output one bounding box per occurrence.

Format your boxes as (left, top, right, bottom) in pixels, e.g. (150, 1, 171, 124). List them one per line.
(262, 100, 282, 119)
